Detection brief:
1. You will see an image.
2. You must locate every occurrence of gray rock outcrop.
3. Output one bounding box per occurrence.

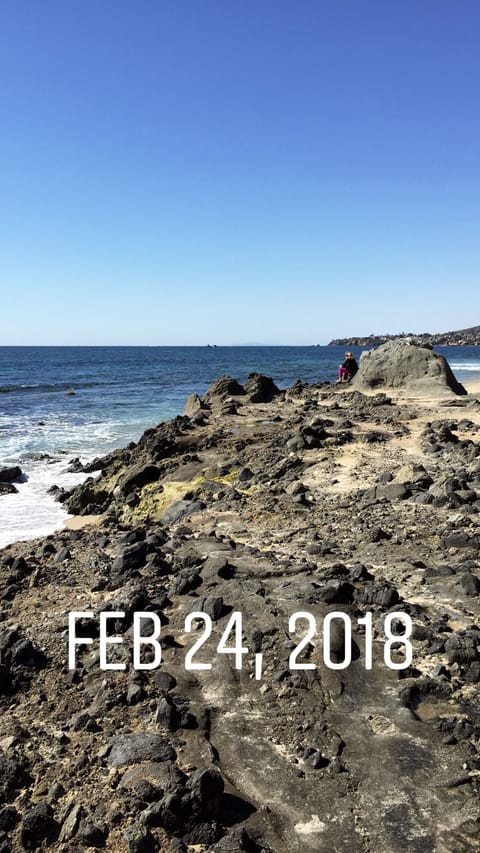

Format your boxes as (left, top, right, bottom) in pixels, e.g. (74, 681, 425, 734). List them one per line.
(183, 393, 205, 418)
(244, 372, 281, 403)
(203, 376, 245, 402)
(350, 340, 467, 395)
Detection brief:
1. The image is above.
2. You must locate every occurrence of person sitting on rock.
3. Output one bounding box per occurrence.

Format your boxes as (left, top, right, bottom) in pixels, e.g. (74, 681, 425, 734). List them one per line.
(337, 352, 358, 383)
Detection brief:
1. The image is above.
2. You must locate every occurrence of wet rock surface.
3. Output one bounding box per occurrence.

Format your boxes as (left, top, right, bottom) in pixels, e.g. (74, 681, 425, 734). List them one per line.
(1, 374, 480, 851)
(0, 466, 23, 484)
(0, 466, 23, 496)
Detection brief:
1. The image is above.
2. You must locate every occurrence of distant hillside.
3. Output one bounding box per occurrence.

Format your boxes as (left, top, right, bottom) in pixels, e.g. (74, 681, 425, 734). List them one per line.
(329, 324, 480, 347)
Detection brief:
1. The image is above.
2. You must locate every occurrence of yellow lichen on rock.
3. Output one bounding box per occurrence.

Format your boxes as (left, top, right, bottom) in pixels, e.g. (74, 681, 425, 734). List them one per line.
(126, 480, 194, 523)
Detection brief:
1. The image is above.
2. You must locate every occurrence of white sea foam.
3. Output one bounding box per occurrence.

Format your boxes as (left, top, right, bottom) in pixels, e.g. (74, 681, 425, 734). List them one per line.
(0, 413, 140, 463)
(0, 388, 163, 548)
(451, 362, 480, 372)
(0, 459, 95, 549)
(0, 415, 146, 549)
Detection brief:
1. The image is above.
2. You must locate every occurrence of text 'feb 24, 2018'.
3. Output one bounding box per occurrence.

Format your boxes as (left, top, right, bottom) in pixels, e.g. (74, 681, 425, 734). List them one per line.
(68, 610, 413, 678)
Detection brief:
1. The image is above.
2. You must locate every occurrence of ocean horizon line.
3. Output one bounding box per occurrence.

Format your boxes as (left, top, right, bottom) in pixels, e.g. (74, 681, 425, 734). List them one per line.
(0, 342, 335, 349)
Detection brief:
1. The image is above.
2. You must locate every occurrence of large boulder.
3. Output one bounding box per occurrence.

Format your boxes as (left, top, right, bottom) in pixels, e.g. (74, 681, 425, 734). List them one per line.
(350, 341, 466, 396)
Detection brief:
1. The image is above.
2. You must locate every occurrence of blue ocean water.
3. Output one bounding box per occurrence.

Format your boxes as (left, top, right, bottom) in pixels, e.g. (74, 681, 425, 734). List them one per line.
(1, 345, 480, 547)
(0, 346, 347, 461)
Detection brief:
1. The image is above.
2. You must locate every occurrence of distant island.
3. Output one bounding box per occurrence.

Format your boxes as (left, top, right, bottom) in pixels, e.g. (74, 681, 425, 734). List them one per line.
(329, 323, 480, 347)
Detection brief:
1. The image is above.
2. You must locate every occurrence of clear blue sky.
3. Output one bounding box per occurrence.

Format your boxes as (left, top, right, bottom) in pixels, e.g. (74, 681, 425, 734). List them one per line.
(1, 1, 479, 344)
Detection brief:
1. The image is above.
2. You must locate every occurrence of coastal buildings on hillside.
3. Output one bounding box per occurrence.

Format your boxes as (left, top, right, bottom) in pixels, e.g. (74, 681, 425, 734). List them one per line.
(329, 324, 480, 348)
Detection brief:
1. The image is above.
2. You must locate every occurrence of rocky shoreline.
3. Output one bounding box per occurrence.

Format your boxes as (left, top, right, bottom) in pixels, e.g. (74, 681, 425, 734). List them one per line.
(2, 358, 480, 852)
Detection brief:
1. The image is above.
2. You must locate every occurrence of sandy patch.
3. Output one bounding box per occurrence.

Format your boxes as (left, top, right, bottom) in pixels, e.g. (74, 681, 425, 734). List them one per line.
(64, 514, 102, 530)
(464, 378, 480, 395)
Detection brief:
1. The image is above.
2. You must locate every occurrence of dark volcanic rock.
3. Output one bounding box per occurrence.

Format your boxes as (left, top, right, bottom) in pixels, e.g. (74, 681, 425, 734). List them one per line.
(108, 733, 176, 767)
(0, 629, 47, 683)
(112, 541, 148, 574)
(20, 803, 59, 849)
(78, 818, 108, 847)
(153, 671, 177, 692)
(168, 567, 202, 595)
(154, 695, 179, 731)
(199, 595, 225, 621)
(0, 756, 32, 803)
(66, 480, 111, 515)
(117, 464, 160, 495)
(213, 826, 267, 852)
(0, 805, 19, 831)
(445, 632, 480, 665)
(0, 483, 18, 495)
(123, 823, 157, 852)
(186, 768, 224, 818)
(142, 766, 224, 843)
(0, 466, 22, 483)
(459, 573, 480, 596)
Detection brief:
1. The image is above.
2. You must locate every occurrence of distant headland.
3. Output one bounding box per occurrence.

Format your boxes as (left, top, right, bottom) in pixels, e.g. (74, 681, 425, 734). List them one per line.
(329, 323, 480, 347)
